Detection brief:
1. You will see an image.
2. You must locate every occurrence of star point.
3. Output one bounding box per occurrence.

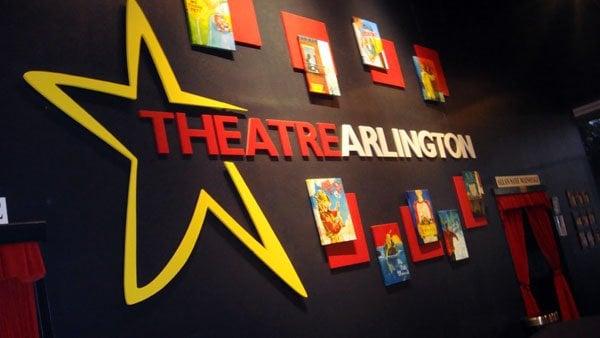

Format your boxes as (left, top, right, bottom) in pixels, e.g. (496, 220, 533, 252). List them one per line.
(24, 0, 306, 305)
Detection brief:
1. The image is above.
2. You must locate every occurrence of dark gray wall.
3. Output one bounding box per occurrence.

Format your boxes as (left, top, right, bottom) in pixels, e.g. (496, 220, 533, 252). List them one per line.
(2, 0, 599, 337)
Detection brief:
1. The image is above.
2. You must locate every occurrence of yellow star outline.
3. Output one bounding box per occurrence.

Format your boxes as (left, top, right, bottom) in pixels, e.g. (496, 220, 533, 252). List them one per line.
(23, 0, 307, 304)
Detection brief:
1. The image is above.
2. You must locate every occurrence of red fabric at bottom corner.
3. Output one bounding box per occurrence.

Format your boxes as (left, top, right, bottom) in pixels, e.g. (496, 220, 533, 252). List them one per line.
(0, 279, 40, 338)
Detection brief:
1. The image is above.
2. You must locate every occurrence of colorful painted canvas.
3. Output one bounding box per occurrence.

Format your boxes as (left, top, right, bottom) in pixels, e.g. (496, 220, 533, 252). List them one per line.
(406, 189, 439, 244)
(298, 35, 341, 96)
(438, 210, 469, 261)
(306, 178, 356, 245)
(371, 223, 410, 286)
(325, 193, 371, 269)
(352, 17, 388, 69)
(184, 0, 236, 51)
(463, 171, 485, 217)
(413, 56, 445, 102)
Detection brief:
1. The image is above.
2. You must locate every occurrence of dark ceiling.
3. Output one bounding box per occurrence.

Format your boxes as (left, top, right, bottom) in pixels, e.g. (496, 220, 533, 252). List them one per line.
(404, 0, 600, 110)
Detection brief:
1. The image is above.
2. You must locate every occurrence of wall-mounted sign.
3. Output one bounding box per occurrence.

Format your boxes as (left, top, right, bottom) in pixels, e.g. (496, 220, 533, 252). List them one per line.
(495, 175, 541, 188)
(0, 197, 8, 225)
(139, 110, 478, 159)
(22, 0, 478, 306)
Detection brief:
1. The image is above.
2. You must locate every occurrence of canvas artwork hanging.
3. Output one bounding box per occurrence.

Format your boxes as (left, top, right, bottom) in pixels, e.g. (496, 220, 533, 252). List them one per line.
(588, 211, 597, 225)
(413, 56, 445, 102)
(566, 191, 577, 207)
(438, 210, 469, 261)
(593, 226, 600, 244)
(298, 35, 341, 96)
(352, 17, 388, 69)
(573, 212, 589, 249)
(463, 171, 485, 217)
(0, 197, 8, 225)
(306, 178, 356, 245)
(371, 223, 410, 286)
(583, 191, 591, 205)
(406, 189, 439, 244)
(184, 0, 236, 51)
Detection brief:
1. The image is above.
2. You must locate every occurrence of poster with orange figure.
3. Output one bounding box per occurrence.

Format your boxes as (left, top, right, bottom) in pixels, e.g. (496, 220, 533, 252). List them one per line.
(371, 223, 410, 286)
(413, 56, 445, 102)
(306, 178, 356, 245)
(438, 210, 469, 261)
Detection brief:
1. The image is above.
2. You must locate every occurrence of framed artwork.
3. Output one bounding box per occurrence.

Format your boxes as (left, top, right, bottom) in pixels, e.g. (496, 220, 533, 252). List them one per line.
(582, 213, 590, 226)
(586, 230, 596, 247)
(406, 189, 439, 244)
(413, 56, 445, 102)
(298, 35, 341, 96)
(306, 178, 356, 245)
(583, 191, 591, 205)
(438, 210, 469, 261)
(184, 0, 236, 51)
(566, 191, 577, 208)
(325, 193, 371, 269)
(573, 212, 583, 230)
(280, 11, 329, 70)
(588, 211, 596, 225)
(351, 17, 388, 69)
(573, 212, 588, 249)
(579, 231, 589, 249)
(575, 192, 585, 206)
(0, 197, 8, 225)
(593, 227, 600, 244)
(452, 176, 487, 229)
(371, 223, 410, 286)
(399, 206, 444, 262)
(554, 215, 568, 237)
(462, 171, 485, 217)
(551, 196, 561, 215)
(414, 44, 449, 96)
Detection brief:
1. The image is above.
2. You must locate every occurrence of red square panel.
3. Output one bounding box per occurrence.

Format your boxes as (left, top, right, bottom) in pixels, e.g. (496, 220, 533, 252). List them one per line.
(400, 206, 444, 262)
(414, 44, 449, 96)
(370, 39, 405, 88)
(453, 176, 487, 229)
(324, 193, 371, 269)
(229, 0, 262, 47)
(280, 11, 330, 70)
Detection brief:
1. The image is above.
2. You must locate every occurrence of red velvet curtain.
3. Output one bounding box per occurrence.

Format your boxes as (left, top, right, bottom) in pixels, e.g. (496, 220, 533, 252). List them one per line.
(0, 242, 46, 338)
(526, 206, 580, 320)
(499, 208, 541, 317)
(496, 191, 580, 321)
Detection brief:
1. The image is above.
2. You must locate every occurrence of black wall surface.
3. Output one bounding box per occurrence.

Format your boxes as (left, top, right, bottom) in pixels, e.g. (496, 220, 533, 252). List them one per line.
(2, 0, 600, 337)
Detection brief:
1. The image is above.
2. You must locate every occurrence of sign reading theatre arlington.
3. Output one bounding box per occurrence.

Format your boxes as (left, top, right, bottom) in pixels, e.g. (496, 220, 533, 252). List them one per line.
(23, 0, 477, 305)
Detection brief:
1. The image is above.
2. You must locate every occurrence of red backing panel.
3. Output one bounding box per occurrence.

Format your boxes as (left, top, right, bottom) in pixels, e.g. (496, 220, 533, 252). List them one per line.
(453, 176, 487, 229)
(399, 206, 444, 262)
(325, 193, 371, 269)
(229, 0, 262, 47)
(370, 39, 405, 88)
(414, 44, 449, 96)
(280, 11, 330, 70)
